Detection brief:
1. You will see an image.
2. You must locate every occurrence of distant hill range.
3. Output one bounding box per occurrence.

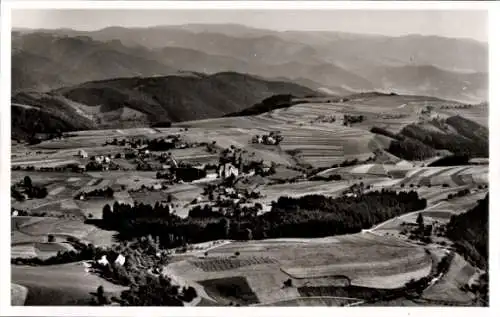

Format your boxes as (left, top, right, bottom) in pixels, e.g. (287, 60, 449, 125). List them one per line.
(12, 24, 488, 103)
(11, 72, 317, 141)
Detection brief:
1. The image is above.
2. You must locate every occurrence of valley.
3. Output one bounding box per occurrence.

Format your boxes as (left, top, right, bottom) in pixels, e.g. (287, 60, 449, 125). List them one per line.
(8, 15, 489, 308)
(11, 92, 489, 306)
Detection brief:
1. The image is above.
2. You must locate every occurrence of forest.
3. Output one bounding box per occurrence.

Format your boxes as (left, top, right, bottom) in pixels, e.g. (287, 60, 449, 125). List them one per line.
(97, 190, 427, 248)
(447, 194, 488, 269)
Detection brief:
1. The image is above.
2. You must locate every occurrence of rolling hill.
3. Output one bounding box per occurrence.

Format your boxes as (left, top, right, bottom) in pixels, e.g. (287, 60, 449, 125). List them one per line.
(11, 72, 317, 140)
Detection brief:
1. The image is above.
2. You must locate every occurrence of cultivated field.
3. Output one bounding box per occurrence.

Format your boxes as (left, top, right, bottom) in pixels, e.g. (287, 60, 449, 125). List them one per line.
(164, 232, 432, 305)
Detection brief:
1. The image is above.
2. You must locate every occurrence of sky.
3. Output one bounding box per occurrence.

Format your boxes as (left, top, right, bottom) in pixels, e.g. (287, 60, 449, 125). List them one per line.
(12, 9, 488, 42)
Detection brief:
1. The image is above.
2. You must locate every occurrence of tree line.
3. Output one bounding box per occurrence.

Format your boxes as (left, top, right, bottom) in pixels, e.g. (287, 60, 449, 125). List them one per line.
(98, 190, 426, 249)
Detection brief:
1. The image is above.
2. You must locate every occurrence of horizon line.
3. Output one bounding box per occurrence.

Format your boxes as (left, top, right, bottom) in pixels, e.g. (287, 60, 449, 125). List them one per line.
(10, 23, 488, 44)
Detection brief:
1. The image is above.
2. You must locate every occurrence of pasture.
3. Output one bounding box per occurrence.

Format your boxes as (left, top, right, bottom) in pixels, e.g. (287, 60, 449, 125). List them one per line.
(12, 262, 127, 305)
(421, 253, 477, 304)
(12, 216, 117, 247)
(12, 241, 75, 259)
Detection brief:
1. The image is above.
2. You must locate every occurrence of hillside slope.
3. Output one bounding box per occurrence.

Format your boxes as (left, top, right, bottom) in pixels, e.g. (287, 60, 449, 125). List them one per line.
(11, 72, 317, 140)
(11, 32, 176, 92)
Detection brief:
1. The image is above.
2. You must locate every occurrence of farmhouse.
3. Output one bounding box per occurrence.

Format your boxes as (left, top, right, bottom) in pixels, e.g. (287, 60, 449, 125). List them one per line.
(251, 132, 283, 145)
(78, 149, 88, 158)
(218, 162, 239, 179)
(152, 184, 162, 190)
(114, 254, 126, 266)
(97, 255, 109, 266)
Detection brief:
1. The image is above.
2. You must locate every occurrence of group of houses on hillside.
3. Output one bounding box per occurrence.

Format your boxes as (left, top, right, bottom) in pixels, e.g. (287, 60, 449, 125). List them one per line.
(251, 131, 284, 145)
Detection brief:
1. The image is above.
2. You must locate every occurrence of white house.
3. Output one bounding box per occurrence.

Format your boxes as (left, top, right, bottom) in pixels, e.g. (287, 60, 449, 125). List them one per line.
(104, 156, 111, 164)
(152, 184, 162, 190)
(219, 163, 239, 179)
(266, 136, 276, 145)
(97, 255, 109, 266)
(224, 187, 236, 195)
(114, 254, 126, 266)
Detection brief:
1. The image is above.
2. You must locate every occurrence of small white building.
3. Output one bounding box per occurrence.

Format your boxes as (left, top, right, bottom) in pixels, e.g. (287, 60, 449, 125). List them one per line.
(152, 184, 162, 190)
(224, 187, 236, 195)
(266, 136, 276, 145)
(219, 163, 239, 179)
(104, 156, 111, 164)
(97, 255, 109, 266)
(114, 254, 126, 266)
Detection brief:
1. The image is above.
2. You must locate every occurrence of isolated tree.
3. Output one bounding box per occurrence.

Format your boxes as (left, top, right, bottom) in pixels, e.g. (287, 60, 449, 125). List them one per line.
(234, 251, 240, 257)
(283, 279, 293, 288)
(219, 218, 231, 238)
(97, 285, 104, 298)
(269, 162, 277, 175)
(102, 204, 112, 222)
(23, 176, 32, 188)
(48, 234, 55, 243)
(416, 212, 424, 233)
(96, 285, 109, 305)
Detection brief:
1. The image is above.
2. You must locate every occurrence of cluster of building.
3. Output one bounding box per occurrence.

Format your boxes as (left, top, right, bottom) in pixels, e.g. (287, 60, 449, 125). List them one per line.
(251, 131, 284, 145)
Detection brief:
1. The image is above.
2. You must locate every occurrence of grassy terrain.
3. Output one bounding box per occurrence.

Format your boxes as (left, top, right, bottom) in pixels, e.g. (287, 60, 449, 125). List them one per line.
(12, 263, 127, 305)
(164, 233, 431, 305)
(11, 283, 29, 306)
(421, 253, 476, 304)
(12, 216, 117, 247)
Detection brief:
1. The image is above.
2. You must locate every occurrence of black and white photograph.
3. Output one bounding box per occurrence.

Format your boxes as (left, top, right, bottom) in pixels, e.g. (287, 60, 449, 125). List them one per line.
(1, 0, 496, 312)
